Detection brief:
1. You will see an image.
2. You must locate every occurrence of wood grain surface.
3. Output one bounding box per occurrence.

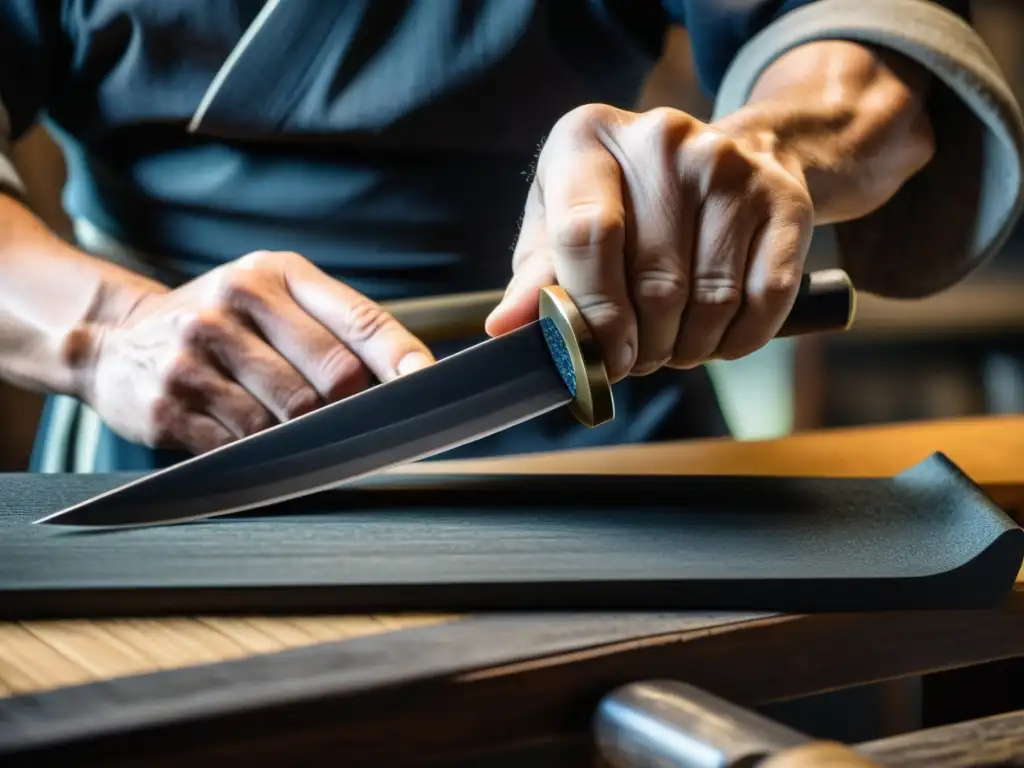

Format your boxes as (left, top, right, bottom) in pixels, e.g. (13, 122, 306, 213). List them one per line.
(4, 594, 1024, 766)
(405, 415, 1024, 515)
(0, 415, 1022, 765)
(858, 707, 1024, 768)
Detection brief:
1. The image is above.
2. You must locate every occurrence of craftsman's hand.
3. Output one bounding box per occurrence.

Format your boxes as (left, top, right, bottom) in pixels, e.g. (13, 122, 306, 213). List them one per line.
(77, 251, 433, 454)
(485, 104, 815, 382)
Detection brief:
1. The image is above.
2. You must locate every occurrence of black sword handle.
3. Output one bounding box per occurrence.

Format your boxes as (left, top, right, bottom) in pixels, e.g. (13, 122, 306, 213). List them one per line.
(384, 268, 856, 346)
(537, 270, 855, 430)
(776, 268, 856, 338)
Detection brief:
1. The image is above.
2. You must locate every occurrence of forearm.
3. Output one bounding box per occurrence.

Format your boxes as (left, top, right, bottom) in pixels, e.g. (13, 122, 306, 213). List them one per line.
(0, 193, 165, 396)
(713, 39, 936, 225)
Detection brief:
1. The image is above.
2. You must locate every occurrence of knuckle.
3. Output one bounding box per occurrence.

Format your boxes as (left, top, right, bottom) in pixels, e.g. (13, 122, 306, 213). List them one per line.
(579, 296, 629, 335)
(279, 385, 321, 421)
(342, 299, 394, 344)
(710, 132, 743, 161)
(633, 265, 689, 312)
(236, 249, 295, 270)
(642, 106, 685, 130)
(687, 131, 754, 189)
(159, 352, 199, 391)
(235, 250, 272, 269)
(558, 102, 619, 134)
(552, 204, 625, 253)
(239, 407, 274, 436)
(692, 276, 742, 309)
(750, 266, 802, 307)
(318, 345, 368, 400)
(215, 269, 264, 309)
(178, 310, 228, 349)
(635, 107, 695, 147)
(576, 297, 635, 375)
(145, 395, 179, 444)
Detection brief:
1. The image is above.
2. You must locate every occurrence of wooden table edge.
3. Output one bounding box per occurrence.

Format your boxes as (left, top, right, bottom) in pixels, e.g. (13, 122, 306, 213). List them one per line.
(3, 415, 1024, 763)
(4, 598, 1024, 764)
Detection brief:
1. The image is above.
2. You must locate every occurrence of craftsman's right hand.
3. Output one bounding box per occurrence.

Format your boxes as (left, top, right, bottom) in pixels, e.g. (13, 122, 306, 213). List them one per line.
(77, 250, 435, 454)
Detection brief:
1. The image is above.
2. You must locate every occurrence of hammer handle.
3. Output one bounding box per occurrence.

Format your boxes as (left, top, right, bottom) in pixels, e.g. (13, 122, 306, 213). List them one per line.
(383, 268, 855, 345)
(759, 741, 883, 767)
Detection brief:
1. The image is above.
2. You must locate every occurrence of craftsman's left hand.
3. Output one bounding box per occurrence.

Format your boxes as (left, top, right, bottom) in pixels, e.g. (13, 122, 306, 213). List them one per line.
(485, 104, 815, 383)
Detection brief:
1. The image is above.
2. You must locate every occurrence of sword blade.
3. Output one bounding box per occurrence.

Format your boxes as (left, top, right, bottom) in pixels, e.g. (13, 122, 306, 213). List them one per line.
(34, 319, 576, 528)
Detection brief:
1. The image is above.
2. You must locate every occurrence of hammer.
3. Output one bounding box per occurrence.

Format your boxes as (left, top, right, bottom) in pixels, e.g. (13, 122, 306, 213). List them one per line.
(594, 680, 884, 768)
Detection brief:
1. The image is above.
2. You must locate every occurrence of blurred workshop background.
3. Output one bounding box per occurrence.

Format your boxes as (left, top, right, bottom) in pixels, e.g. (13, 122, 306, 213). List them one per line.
(1, 0, 1022, 469)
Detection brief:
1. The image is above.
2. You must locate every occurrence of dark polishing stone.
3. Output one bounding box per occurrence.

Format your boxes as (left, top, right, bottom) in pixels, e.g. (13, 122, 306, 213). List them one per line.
(0, 452, 1021, 618)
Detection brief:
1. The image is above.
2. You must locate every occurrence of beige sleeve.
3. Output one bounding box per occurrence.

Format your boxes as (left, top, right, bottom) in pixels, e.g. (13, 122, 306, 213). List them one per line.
(712, 0, 1024, 299)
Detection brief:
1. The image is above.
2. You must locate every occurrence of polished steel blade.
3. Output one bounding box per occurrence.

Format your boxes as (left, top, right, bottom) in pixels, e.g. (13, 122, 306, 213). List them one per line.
(34, 319, 576, 528)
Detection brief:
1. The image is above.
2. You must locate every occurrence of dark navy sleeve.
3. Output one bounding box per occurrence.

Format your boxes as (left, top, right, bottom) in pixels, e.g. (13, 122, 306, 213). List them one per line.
(0, 0, 71, 195)
(661, 0, 972, 96)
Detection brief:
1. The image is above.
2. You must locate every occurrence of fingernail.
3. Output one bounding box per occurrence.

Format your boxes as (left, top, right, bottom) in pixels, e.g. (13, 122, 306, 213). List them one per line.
(397, 351, 432, 377)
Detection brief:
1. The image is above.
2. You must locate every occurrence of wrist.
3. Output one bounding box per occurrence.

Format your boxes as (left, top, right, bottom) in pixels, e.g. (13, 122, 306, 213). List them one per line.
(0, 193, 168, 398)
(709, 45, 935, 225)
(59, 265, 165, 402)
(711, 100, 852, 217)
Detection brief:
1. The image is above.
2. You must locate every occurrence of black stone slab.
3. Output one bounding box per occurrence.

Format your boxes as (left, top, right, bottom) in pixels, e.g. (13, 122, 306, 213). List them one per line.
(0, 452, 1020, 617)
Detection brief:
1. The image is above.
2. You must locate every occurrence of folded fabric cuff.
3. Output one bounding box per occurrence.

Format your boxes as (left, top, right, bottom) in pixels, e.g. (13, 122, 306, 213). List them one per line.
(712, 0, 1024, 298)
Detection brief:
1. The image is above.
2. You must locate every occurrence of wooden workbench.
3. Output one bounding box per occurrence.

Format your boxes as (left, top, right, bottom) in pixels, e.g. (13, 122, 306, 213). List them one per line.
(1, 415, 1023, 765)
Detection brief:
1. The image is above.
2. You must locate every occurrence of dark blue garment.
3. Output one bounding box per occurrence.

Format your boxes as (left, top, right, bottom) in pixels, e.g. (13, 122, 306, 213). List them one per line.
(0, 0, 969, 471)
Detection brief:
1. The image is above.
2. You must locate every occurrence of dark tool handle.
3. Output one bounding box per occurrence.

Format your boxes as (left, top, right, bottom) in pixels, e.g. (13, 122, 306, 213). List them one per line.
(594, 679, 882, 768)
(381, 291, 505, 345)
(383, 269, 855, 346)
(776, 268, 855, 338)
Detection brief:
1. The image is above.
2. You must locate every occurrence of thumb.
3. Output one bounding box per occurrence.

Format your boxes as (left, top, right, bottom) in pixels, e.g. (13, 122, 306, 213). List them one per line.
(485, 252, 557, 337)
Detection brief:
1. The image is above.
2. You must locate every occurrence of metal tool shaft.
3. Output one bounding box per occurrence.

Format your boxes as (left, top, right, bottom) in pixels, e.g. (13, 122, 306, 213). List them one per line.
(595, 680, 881, 768)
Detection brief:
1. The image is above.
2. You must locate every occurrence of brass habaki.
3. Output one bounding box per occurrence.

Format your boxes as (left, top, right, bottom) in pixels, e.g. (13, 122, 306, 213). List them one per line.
(539, 285, 614, 428)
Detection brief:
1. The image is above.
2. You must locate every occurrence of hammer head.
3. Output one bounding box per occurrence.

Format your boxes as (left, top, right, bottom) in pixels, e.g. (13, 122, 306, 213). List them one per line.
(593, 679, 809, 768)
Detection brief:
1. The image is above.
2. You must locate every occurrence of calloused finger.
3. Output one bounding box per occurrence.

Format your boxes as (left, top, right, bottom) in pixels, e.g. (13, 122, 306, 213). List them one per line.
(536, 118, 635, 381)
(241, 291, 372, 402)
(177, 367, 278, 440)
(171, 412, 237, 455)
(181, 312, 330, 423)
(670, 190, 762, 369)
(284, 261, 435, 383)
(485, 182, 558, 336)
(618, 109, 696, 375)
(714, 211, 807, 360)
